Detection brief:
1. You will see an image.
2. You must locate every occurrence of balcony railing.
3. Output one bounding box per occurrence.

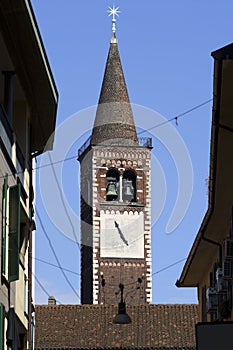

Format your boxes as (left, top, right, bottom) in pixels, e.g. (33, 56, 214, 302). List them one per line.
(138, 137, 152, 148)
(78, 135, 153, 159)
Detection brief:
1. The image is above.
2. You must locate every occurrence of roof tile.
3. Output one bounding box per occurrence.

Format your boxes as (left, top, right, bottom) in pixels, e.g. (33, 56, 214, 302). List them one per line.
(35, 304, 198, 350)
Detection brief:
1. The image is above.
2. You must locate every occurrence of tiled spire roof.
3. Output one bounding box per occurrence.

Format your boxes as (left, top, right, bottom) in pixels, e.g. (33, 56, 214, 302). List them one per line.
(91, 35, 138, 146)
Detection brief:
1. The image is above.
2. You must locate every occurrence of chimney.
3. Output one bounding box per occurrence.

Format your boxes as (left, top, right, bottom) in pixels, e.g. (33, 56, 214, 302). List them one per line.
(48, 296, 56, 305)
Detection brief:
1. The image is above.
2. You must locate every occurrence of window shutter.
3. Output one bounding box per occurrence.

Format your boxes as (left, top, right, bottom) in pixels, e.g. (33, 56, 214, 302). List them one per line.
(8, 184, 20, 282)
(0, 303, 5, 350)
(2, 175, 8, 275)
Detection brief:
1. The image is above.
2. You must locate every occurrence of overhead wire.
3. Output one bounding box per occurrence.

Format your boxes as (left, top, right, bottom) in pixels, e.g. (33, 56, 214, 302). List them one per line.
(35, 208, 81, 302)
(151, 257, 188, 277)
(0, 97, 213, 180)
(32, 256, 80, 276)
(31, 109, 81, 301)
(137, 98, 213, 135)
(32, 271, 62, 305)
(47, 151, 81, 251)
(34, 254, 188, 279)
(0, 206, 63, 304)
(1, 98, 209, 303)
(33, 93, 202, 299)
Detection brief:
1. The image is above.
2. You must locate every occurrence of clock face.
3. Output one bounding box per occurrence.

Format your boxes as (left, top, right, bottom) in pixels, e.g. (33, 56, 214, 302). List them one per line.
(100, 211, 144, 258)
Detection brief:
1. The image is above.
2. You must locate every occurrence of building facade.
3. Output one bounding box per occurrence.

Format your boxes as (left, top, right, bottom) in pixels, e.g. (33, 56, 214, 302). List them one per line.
(177, 43, 233, 325)
(0, 1, 57, 349)
(78, 27, 152, 304)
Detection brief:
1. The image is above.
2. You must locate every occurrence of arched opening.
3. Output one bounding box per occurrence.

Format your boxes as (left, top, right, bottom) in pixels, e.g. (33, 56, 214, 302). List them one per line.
(122, 169, 136, 202)
(106, 168, 120, 201)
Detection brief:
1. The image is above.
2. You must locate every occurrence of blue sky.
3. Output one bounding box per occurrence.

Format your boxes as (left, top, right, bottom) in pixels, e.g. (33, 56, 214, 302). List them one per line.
(31, 0, 233, 304)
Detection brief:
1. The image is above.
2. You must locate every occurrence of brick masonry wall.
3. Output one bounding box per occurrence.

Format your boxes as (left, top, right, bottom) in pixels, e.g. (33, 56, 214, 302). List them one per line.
(99, 259, 147, 305)
(94, 146, 152, 304)
(79, 145, 152, 304)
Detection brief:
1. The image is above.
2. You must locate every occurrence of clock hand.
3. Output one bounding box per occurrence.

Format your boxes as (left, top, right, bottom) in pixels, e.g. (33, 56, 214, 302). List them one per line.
(114, 221, 128, 246)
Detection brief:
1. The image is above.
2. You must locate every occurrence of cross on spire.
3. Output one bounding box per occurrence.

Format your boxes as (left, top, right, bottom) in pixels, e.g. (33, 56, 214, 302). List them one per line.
(108, 5, 120, 36)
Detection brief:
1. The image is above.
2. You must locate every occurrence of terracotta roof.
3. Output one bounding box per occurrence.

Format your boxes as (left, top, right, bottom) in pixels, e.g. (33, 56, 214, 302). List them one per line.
(91, 39, 138, 147)
(35, 304, 198, 350)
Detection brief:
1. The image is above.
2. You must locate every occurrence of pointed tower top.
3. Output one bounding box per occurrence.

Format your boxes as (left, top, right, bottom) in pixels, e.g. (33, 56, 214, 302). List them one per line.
(90, 6, 138, 147)
(108, 5, 120, 43)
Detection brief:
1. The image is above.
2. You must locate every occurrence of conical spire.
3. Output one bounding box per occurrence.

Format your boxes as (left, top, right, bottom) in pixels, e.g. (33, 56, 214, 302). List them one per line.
(91, 10, 138, 146)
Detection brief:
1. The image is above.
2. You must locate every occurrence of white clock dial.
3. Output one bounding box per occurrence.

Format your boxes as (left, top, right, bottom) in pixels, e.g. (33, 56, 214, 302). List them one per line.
(100, 211, 144, 258)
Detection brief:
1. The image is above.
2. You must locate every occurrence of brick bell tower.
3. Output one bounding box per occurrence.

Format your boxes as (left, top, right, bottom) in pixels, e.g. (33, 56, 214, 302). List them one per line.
(78, 10, 152, 305)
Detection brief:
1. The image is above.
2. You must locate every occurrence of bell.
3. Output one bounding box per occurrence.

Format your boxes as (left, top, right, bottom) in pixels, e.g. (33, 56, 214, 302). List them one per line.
(123, 179, 134, 198)
(106, 181, 118, 200)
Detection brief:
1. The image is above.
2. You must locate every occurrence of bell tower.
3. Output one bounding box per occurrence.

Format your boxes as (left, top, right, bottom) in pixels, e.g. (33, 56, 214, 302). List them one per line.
(78, 8, 152, 305)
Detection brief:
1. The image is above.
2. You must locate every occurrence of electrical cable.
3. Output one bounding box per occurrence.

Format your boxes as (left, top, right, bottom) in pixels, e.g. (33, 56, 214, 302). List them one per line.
(1, 97, 208, 303)
(33, 248, 187, 303)
(32, 256, 80, 276)
(0, 97, 213, 180)
(137, 98, 213, 135)
(32, 271, 62, 305)
(99, 256, 188, 296)
(34, 254, 187, 281)
(47, 151, 81, 251)
(151, 257, 188, 277)
(35, 208, 81, 302)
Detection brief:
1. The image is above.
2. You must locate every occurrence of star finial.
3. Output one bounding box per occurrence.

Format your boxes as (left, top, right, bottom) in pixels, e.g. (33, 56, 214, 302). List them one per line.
(107, 5, 120, 36)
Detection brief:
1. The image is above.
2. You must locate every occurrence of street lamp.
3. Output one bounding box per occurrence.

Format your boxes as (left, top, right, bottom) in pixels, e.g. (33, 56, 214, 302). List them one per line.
(113, 283, 132, 324)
